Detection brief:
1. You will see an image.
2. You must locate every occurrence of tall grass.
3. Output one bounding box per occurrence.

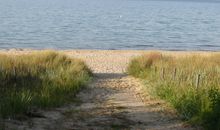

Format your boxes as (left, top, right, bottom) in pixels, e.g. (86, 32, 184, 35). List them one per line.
(0, 51, 91, 118)
(127, 52, 220, 130)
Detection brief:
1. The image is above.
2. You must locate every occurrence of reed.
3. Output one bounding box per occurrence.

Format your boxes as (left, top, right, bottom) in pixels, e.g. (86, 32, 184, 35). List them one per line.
(127, 52, 220, 130)
(0, 51, 92, 118)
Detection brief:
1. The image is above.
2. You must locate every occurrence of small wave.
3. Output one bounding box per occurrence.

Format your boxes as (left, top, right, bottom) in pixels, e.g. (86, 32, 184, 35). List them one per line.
(134, 44, 154, 47)
(196, 44, 220, 48)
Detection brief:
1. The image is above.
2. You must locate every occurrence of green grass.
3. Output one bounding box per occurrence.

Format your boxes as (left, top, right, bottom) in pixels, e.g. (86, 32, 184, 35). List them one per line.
(0, 51, 92, 118)
(127, 52, 220, 130)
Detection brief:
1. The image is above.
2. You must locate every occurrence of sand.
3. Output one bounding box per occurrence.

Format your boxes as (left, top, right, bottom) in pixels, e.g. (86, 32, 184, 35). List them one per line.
(1, 50, 203, 130)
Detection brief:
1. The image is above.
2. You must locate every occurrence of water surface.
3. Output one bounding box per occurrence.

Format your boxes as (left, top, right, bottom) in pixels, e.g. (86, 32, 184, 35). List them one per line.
(0, 0, 220, 50)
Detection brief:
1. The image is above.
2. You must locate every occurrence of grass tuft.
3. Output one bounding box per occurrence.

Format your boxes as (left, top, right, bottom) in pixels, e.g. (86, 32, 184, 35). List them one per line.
(0, 51, 92, 118)
(127, 52, 220, 130)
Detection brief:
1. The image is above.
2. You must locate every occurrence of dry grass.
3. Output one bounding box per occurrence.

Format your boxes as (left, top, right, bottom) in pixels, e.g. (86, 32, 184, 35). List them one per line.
(127, 52, 220, 130)
(0, 51, 92, 118)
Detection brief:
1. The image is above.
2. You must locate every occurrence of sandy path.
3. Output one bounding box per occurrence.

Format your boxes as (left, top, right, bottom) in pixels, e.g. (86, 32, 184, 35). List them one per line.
(3, 50, 195, 130)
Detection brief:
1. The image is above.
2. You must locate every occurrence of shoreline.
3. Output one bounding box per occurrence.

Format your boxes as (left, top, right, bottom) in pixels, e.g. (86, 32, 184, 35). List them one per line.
(0, 49, 219, 58)
(0, 48, 220, 52)
(1, 48, 220, 52)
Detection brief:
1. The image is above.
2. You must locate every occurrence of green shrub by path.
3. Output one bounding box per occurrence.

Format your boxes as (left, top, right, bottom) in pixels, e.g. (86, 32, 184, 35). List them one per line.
(0, 51, 92, 118)
(127, 52, 220, 130)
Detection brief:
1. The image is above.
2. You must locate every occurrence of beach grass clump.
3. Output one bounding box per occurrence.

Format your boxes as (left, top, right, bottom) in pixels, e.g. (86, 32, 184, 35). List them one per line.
(0, 51, 91, 118)
(127, 52, 220, 130)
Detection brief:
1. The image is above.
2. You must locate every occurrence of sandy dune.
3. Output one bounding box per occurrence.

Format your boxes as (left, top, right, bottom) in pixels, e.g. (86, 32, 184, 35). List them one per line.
(1, 50, 202, 130)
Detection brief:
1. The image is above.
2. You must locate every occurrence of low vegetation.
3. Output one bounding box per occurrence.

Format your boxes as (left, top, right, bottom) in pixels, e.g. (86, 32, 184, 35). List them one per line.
(127, 52, 220, 130)
(0, 51, 91, 118)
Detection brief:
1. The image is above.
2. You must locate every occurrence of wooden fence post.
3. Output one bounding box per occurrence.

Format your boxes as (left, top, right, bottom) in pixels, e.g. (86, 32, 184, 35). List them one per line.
(161, 68, 165, 80)
(13, 67, 16, 76)
(173, 68, 177, 80)
(154, 66, 157, 74)
(28, 67, 30, 73)
(196, 74, 201, 89)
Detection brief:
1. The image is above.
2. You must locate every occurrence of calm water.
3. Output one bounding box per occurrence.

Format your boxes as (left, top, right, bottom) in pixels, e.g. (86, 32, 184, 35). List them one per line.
(0, 0, 220, 51)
